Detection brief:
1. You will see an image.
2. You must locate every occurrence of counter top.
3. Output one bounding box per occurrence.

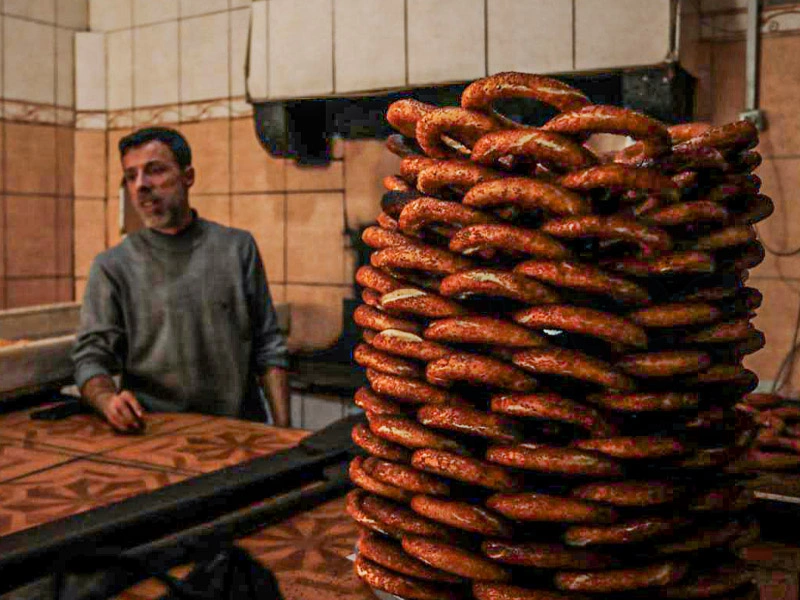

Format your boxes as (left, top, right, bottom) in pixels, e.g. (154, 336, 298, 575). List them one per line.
(0, 406, 309, 539)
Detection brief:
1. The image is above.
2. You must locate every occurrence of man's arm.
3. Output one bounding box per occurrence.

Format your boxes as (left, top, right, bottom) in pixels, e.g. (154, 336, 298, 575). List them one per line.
(261, 366, 289, 427)
(73, 259, 145, 433)
(243, 235, 290, 424)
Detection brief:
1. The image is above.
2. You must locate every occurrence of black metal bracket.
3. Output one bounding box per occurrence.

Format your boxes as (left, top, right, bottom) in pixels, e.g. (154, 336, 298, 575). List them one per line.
(252, 64, 696, 165)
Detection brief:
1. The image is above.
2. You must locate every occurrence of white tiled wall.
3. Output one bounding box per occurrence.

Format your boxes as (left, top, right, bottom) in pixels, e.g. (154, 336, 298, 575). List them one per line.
(574, 0, 673, 71)
(268, 0, 334, 99)
(75, 32, 105, 111)
(133, 0, 178, 26)
(0, 0, 86, 122)
(180, 0, 229, 18)
(230, 7, 251, 98)
(133, 21, 179, 107)
(75, 0, 683, 114)
(56, 27, 75, 107)
(333, 0, 405, 94)
(181, 12, 230, 103)
(89, 0, 131, 31)
(57, 0, 89, 29)
(247, 1, 269, 100)
(488, 0, 574, 74)
(5, 0, 57, 23)
(407, 0, 486, 85)
(4, 18, 56, 104)
(106, 29, 133, 111)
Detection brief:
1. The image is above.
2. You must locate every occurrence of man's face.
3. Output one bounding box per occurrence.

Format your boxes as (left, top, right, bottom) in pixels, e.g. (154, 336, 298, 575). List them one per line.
(122, 140, 194, 231)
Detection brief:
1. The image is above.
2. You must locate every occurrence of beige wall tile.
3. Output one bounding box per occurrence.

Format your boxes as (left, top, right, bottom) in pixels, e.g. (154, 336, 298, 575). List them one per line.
(333, 0, 405, 93)
(269, 0, 333, 99)
(407, 0, 485, 86)
(180, 120, 231, 194)
(74, 199, 106, 278)
(56, 28, 74, 107)
(488, 0, 572, 74)
(0, 197, 5, 279)
(331, 136, 344, 160)
(191, 195, 231, 226)
(248, 1, 269, 100)
(286, 192, 345, 284)
(5, 123, 57, 194)
(75, 32, 105, 111)
(758, 36, 800, 158)
(56, 126, 75, 196)
(230, 8, 250, 98)
(56, 197, 74, 276)
(134, 0, 178, 25)
(745, 277, 800, 389)
(343, 139, 400, 228)
(575, 0, 671, 71)
(134, 21, 179, 107)
(181, 12, 229, 103)
(107, 195, 121, 247)
(285, 161, 344, 192)
(56, 277, 73, 302)
(269, 283, 286, 303)
(5, 0, 56, 23)
(231, 118, 285, 193)
(285, 284, 352, 351)
(709, 40, 745, 127)
(106, 128, 133, 198)
(180, 0, 228, 18)
(57, 0, 89, 29)
(6, 195, 57, 277)
(6, 278, 58, 308)
(231, 194, 285, 282)
(89, 0, 131, 30)
(0, 127, 4, 192)
(74, 277, 87, 302)
(75, 129, 107, 198)
(107, 30, 133, 111)
(4, 17, 56, 104)
(752, 157, 800, 280)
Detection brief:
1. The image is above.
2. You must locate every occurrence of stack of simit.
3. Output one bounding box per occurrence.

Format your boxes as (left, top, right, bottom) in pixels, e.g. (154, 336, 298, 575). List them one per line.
(735, 392, 800, 472)
(346, 71, 767, 600)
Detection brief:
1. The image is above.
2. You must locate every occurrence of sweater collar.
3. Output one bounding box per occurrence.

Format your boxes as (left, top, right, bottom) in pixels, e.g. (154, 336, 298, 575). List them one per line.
(139, 209, 207, 251)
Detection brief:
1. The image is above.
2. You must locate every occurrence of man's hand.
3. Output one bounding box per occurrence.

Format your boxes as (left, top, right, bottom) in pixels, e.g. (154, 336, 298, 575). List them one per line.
(81, 375, 146, 433)
(96, 391, 146, 433)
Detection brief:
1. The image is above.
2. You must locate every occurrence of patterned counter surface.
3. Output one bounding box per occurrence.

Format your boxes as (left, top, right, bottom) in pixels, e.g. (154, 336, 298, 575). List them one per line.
(0, 406, 371, 599)
(0, 406, 310, 538)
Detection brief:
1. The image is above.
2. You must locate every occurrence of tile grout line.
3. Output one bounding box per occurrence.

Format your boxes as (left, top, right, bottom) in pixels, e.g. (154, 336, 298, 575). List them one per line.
(403, 0, 408, 86)
(1, 12, 6, 307)
(52, 16, 59, 296)
(0, 455, 85, 485)
(571, 0, 576, 71)
(484, 0, 488, 75)
(228, 4, 234, 224)
(330, 0, 336, 95)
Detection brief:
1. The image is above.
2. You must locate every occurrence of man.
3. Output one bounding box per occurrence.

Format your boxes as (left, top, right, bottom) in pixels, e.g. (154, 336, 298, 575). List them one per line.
(72, 127, 289, 432)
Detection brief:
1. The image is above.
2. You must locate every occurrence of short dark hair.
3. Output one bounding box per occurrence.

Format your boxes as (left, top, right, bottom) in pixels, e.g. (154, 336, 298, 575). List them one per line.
(119, 127, 192, 169)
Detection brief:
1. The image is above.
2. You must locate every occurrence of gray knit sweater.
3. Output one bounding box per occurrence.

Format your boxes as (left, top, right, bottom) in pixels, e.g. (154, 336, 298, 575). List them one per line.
(72, 215, 288, 419)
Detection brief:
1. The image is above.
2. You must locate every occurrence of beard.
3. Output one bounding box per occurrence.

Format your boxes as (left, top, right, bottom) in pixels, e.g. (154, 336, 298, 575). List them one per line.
(134, 194, 187, 230)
